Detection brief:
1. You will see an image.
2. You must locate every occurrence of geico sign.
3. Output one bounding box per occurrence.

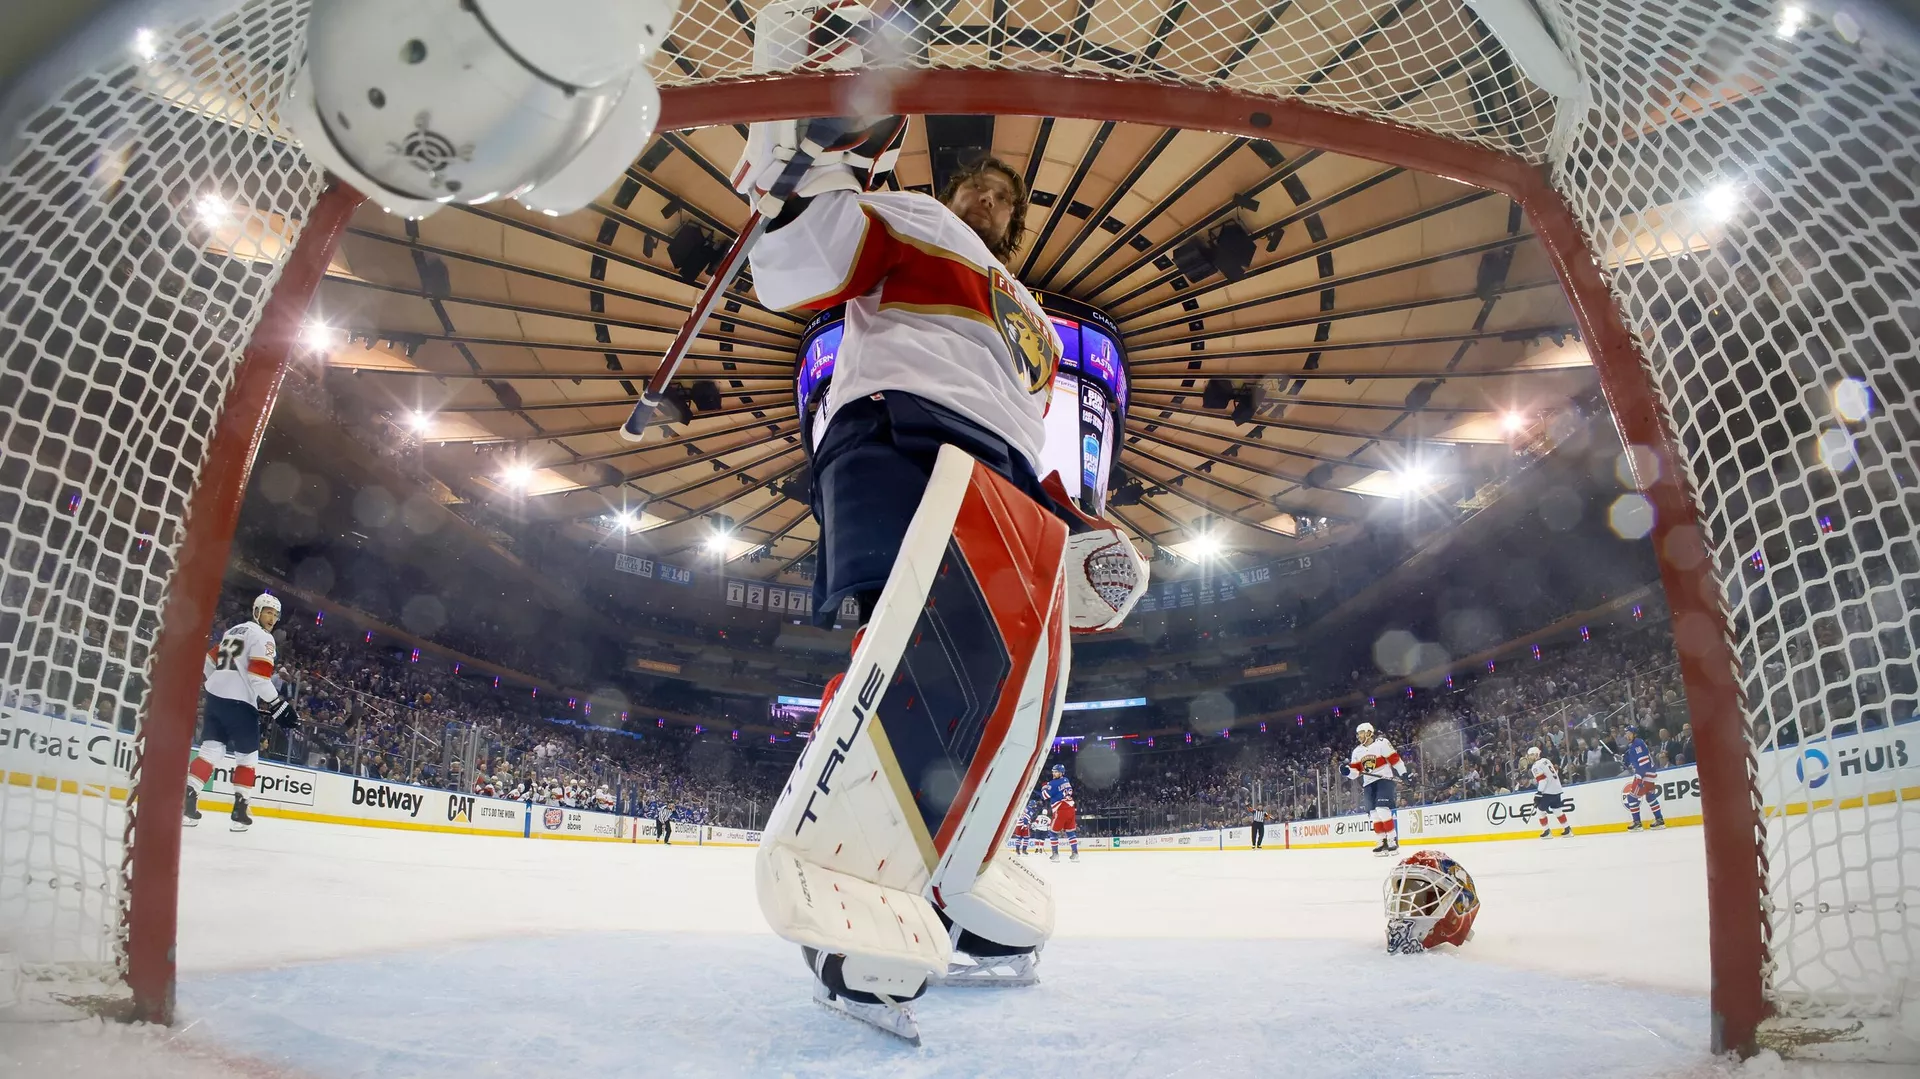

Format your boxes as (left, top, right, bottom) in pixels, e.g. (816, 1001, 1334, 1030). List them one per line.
(1486, 795, 1580, 826)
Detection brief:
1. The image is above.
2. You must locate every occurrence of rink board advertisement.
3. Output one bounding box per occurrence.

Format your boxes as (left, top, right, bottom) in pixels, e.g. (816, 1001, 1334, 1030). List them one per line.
(7, 705, 1913, 853)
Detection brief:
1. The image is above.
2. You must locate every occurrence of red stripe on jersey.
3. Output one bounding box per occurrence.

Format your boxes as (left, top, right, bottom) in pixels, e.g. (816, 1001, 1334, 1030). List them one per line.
(206, 648, 218, 663)
(1385, 752, 1402, 765)
(246, 657, 275, 677)
(876, 242, 993, 320)
(795, 209, 906, 310)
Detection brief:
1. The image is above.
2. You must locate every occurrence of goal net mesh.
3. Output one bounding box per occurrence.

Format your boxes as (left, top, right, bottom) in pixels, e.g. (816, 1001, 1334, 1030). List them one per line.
(1, 0, 1913, 1041)
(0, 0, 323, 992)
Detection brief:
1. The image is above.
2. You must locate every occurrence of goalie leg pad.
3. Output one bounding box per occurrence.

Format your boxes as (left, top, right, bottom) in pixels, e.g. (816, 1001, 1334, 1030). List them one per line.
(757, 442, 1068, 965)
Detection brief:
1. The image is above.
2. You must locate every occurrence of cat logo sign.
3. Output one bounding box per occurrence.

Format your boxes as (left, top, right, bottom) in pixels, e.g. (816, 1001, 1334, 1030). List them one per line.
(990, 267, 1058, 395)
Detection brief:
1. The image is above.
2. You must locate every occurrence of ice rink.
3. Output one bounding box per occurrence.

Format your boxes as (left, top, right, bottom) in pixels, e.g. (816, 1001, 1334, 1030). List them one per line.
(2, 817, 1907, 1078)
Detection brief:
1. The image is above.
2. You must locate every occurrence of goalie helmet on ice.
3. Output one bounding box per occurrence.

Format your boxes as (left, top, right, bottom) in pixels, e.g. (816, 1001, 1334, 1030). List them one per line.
(285, 0, 680, 219)
(1383, 849, 1479, 954)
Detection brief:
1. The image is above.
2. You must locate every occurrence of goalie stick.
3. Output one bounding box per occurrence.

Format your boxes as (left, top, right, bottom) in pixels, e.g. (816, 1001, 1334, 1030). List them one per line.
(617, 118, 866, 443)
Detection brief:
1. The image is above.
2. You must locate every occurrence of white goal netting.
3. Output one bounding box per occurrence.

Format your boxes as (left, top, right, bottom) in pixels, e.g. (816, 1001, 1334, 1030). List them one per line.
(0, 0, 1912, 1050)
(0, 0, 323, 995)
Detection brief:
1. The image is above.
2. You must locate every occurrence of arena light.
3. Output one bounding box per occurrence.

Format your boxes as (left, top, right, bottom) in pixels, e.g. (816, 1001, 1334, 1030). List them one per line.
(133, 28, 159, 61)
(1500, 410, 1528, 434)
(613, 510, 639, 532)
(1395, 464, 1433, 497)
(301, 319, 335, 352)
(194, 193, 228, 225)
(1702, 181, 1740, 223)
(501, 463, 533, 489)
(408, 410, 432, 434)
(1187, 533, 1222, 560)
(1776, 4, 1807, 37)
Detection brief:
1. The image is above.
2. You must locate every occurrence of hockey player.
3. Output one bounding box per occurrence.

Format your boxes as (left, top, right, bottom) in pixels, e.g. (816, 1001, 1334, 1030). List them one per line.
(1349, 722, 1409, 855)
(1026, 799, 1053, 857)
(739, 10, 1148, 1040)
(1525, 746, 1570, 838)
(1011, 808, 1033, 855)
(1618, 724, 1667, 830)
(188, 593, 299, 831)
(1039, 764, 1079, 862)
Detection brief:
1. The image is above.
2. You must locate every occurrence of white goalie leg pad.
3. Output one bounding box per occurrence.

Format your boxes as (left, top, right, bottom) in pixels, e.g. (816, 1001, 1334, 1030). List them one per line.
(756, 444, 1068, 968)
(756, 848, 948, 972)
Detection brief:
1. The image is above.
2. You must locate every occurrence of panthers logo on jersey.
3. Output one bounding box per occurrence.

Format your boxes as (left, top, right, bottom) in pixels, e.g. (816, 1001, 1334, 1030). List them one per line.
(990, 266, 1059, 395)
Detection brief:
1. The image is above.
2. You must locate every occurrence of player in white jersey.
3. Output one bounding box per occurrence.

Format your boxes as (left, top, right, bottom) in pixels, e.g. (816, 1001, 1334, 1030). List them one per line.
(737, 14, 1147, 1041)
(188, 593, 298, 831)
(1348, 722, 1410, 855)
(1526, 747, 1571, 837)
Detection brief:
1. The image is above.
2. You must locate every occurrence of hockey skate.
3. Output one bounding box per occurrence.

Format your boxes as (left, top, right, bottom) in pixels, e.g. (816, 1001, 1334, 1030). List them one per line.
(1649, 818, 1667, 829)
(1049, 850, 1060, 862)
(1560, 826, 1573, 837)
(1539, 826, 1551, 839)
(813, 980, 921, 1046)
(183, 787, 201, 827)
(1626, 820, 1644, 831)
(1386, 838, 1399, 853)
(1372, 837, 1391, 856)
(933, 949, 1039, 989)
(1068, 850, 1079, 862)
(229, 794, 252, 833)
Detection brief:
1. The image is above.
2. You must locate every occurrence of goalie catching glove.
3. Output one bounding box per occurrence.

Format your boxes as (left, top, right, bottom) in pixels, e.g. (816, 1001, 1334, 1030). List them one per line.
(1040, 473, 1149, 634)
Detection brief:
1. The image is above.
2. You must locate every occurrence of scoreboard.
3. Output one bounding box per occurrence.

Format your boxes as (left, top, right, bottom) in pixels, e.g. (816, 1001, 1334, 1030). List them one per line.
(794, 293, 1128, 517)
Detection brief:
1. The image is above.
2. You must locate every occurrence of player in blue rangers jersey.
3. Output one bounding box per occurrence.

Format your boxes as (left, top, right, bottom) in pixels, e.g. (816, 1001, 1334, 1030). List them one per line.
(1040, 764, 1079, 862)
(1618, 724, 1667, 830)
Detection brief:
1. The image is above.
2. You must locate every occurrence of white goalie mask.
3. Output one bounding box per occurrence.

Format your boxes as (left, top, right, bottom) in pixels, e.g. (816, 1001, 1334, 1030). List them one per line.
(1383, 849, 1480, 954)
(286, 0, 679, 219)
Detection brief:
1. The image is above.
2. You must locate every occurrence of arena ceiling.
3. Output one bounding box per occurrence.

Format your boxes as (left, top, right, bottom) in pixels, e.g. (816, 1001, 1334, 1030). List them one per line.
(308, 112, 1600, 587)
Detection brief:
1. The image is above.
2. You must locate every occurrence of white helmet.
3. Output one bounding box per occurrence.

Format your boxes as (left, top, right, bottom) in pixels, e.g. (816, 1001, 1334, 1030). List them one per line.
(1356, 722, 1376, 745)
(285, 0, 679, 219)
(252, 593, 283, 621)
(1525, 746, 1542, 760)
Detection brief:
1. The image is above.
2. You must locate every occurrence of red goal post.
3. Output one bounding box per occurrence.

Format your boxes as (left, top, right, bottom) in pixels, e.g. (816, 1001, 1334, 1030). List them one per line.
(2, 0, 1912, 1061)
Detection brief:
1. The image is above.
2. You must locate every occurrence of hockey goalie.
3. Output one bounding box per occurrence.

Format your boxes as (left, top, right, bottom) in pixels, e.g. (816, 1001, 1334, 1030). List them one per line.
(741, 2, 1149, 1044)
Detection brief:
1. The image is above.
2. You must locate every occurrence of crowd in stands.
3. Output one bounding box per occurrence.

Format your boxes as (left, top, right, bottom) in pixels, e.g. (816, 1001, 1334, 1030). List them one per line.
(209, 587, 787, 827)
(205, 574, 1693, 841)
(1067, 611, 1691, 835)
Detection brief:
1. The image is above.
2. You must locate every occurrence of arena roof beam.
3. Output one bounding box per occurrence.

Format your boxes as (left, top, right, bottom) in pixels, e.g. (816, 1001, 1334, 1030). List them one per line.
(1052, 136, 1258, 295)
(1100, 165, 1404, 308)
(332, 329, 793, 371)
(1017, 120, 1114, 281)
(330, 277, 791, 354)
(1123, 326, 1578, 368)
(1033, 127, 1179, 288)
(344, 228, 798, 339)
(1127, 229, 1524, 339)
(1126, 281, 1559, 349)
(459, 204, 803, 324)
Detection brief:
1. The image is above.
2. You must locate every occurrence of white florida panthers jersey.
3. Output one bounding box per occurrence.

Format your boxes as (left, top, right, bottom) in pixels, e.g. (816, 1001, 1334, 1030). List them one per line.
(751, 189, 1063, 472)
(1531, 757, 1563, 796)
(203, 620, 279, 705)
(1349, 737, 1408, 785)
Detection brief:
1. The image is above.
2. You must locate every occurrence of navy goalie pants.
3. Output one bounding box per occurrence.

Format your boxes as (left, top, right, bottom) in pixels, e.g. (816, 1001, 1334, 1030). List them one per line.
(808, 391, 1062, 629)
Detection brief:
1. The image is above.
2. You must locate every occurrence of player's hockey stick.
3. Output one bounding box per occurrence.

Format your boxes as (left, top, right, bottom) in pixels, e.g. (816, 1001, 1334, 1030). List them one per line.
(618, 118, 864, 443)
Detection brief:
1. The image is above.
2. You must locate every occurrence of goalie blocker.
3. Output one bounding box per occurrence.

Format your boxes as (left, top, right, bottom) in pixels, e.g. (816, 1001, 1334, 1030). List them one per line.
(757, 444, 1071, 1021)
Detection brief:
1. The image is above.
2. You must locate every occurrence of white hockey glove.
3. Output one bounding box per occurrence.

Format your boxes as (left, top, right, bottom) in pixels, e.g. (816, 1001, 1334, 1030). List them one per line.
(730, 116, 906, 218)
(1040, 472, 1150, 634)
(728, 1, 911, 217)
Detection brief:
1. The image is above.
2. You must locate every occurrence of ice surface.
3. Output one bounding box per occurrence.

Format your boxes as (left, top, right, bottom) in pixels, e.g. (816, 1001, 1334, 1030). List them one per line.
(3, 818, 1911, 1077)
